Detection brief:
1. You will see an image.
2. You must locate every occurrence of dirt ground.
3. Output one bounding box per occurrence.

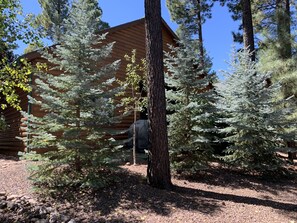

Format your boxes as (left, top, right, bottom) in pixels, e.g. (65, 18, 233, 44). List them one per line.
(0, 154, 296, 223)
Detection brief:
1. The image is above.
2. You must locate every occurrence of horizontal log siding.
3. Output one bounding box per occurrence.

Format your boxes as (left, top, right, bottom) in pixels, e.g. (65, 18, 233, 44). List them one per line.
(106, 20, 175, 133)
(0, 19, 176, 154)
(0, 90, 28, 155)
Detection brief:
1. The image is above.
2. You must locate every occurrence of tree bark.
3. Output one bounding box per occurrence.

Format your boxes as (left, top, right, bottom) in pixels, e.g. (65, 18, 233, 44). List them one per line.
(197, 0, 205, 68)
(276, 0, 292, 59)
(133, 101, 137, 165)
(145, 0, 172, 189)
(242, 0, 255, 61)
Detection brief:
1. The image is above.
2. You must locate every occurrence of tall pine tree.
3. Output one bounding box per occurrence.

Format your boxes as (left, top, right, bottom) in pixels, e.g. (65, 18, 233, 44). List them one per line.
(166, 0, 213, 62)
(164, 28, 217, 174)
(255, 0, 297, 157)
(216, 49, 295, 172)
(252, 0, 295, 59)
(21, 0, 120, 188)
(145, 0, 172, 189)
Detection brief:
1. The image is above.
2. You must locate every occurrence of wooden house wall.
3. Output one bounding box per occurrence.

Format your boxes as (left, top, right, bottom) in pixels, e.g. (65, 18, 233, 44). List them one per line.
(0, 19, 177, 154)
(104, 19, 176, 135)
(0, 90, 28, 155)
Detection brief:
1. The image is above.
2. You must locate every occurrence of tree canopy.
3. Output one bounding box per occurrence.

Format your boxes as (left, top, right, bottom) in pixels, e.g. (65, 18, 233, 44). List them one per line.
(0, 0, 39, 114)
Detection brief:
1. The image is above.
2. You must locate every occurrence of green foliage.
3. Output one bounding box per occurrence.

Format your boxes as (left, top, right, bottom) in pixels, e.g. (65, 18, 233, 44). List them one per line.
(0, 58, 32, 110)
(117, 49, 147, 115)
(0, 0, 37, 95)
(34, 0, 69, 42)
(164, 30, 218, 174)
(258, 47, 297, 150)
(258, 47, 297, 99)
(117, 49, 147, 165)
(0, 0, 39, 52)
(0, 0, 40, 127)
(34, 0, 109, 42)
(256, 0, 297, 135)
(216, 49, 296, 172)
(20, 0, 121, 189)
(166, 0, 213, 36)
(0, 114, 7, 131)
(254, 0, 295, 58)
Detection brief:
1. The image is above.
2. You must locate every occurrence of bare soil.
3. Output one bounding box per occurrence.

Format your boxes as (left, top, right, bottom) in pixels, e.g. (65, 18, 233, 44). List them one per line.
(0, 154, 296, 223)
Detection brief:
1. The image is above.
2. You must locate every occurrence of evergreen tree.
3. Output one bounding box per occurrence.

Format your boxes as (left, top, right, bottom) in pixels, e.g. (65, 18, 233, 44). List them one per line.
(35, 0, 109, 43)
(145, 0, 172, 189)
(166, 0, 213, 62)
(253, 0, 296, 97)
(21, 0, 120, 188)
(165, 29, 217, 174)
(216, 49, 295, 172)
(35, 0, 70, 42)
(255, 1, 297, 157)
(258, 44, 297, 160)
(258, 48, 297, 102)
(252, 0, 295, 59)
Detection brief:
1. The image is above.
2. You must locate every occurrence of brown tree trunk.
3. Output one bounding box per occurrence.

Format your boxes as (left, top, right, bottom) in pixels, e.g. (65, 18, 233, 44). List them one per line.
(276, 0, 292, 59)
(242, 0, 255, 61)
(197, 0, 205, 68)
(133, 102, 137, 165)
(145, 0, 172, 189)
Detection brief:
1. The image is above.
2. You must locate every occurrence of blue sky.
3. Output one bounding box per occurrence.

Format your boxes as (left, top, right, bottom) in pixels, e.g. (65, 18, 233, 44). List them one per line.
(18, 0, 240, 73)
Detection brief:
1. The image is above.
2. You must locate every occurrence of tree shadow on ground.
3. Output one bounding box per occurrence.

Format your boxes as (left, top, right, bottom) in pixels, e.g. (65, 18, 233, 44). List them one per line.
(173, 184, 297, 211)
(42, 167, 297, 222)
(179, 166, 297, 196)
(0, 154, 19, 161)
(93, 169, 297, 218)
(91, 171, 220, 217)
(48, 169, 221, 217)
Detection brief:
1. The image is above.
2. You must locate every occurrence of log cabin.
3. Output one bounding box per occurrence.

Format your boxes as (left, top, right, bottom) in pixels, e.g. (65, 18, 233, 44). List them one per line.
(0, 18, 177, 155)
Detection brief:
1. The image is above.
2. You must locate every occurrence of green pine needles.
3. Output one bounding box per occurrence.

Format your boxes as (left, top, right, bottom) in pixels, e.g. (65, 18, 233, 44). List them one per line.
(164, 30, 217, 174)
(20, 0, 120, 189)
(216, 49, 296, 173)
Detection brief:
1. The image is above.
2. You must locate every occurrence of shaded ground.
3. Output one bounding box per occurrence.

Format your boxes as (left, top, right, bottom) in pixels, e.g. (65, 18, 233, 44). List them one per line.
(0, 154, 296, 223)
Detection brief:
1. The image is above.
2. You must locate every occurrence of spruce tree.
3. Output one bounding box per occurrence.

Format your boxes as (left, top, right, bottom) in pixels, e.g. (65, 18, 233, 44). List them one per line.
(21, 0, 120, 188)
(164, 29, 217, 174)
(216, 49, 295, 172)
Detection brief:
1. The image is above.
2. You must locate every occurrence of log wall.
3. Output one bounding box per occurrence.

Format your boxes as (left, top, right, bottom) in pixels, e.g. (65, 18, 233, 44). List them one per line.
(0, 18, 177, 154)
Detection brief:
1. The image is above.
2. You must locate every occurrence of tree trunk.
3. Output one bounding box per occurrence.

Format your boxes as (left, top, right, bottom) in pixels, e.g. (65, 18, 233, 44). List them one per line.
(145, 0, 172, 189)
(133, 102, 137, 165)
(197, 0, 205, 68)
(242, 0, 255, 61)
(276, 0, 292, 59)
